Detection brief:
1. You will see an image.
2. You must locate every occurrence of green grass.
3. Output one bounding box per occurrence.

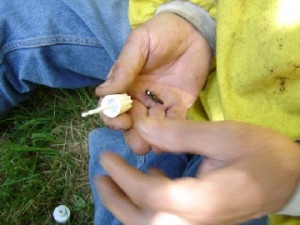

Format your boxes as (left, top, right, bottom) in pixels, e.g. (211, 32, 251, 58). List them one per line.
(0, 87, 103, 225)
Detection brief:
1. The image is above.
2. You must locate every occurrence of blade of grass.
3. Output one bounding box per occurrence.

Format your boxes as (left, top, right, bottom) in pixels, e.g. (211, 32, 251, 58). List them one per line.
(0, 174, 40, 187)
(5, 144, 58, 154)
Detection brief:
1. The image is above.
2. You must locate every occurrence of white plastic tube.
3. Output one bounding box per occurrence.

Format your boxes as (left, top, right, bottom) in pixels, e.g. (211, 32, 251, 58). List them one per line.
(81, 93, 132, 118)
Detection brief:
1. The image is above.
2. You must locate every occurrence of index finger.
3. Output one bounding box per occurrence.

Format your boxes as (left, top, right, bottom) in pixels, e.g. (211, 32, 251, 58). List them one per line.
(96, 28, 149, 96)
(100, 152, 205, 214)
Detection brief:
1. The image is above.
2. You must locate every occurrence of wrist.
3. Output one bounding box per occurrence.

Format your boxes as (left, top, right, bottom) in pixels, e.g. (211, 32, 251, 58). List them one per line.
(155, 0, 216, 54)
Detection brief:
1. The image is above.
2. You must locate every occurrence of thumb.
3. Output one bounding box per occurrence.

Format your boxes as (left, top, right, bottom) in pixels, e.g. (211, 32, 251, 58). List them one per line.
(135, 118, 243, 159)
(96, 28, 149, 96)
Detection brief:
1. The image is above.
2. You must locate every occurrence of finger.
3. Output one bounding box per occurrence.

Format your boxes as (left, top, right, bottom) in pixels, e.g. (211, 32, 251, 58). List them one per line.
(146, 107, 167, 153)
(100, 153, 198, 212)
(148, 107, 165, 119)
(198, 158, 226, 177)
(98, 175, 195, 225)
(147, 168, 166, 177)
(100, 153, 254, 224)
(96, 176, 143, 225)
(100, 152, 155, 206)
(166, 105, 187, 119)
(135, 118, 242, 158)
(124, 100, 150, 154)
(101, 113, 132, 130)
(124, 128, 150, 154)
(99, 176, 194, 225)
(129, 99, 148, 119)
(99, 153, 212, 222)
(96, 28, 149, 96)
(100, 98, 145, 130)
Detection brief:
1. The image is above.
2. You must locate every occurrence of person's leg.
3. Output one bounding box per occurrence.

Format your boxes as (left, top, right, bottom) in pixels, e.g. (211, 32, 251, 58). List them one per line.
(240, 217, 268, 225)
(88, 127, 193, 225)
(0, 0, 131, 114)
(182, 155, 268, 225)
(89, 128, 146, 225)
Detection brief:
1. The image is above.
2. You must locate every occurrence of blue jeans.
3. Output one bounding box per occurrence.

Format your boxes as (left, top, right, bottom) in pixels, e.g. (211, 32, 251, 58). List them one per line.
(0, 0, 130, 114)
(88, 128, 268, 225)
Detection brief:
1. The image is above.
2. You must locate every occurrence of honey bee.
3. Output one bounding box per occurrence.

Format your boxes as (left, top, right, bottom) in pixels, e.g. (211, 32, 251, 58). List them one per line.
(145, 89, 164, 105)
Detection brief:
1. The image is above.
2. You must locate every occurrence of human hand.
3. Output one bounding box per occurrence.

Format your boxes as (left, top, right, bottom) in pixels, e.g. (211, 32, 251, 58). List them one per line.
(96, 118, 300, 225)
(96, 12, 213, 154)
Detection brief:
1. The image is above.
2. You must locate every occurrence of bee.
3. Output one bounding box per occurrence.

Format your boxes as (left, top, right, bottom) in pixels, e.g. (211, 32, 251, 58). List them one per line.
(145, 89, 164, 105)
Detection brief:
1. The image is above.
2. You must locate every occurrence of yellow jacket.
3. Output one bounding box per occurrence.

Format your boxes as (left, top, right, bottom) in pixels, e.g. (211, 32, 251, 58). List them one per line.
(129, 1, 300, 224)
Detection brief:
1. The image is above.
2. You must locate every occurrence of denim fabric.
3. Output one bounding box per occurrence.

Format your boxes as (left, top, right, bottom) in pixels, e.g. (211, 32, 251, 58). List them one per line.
(88, 128, 143, 225)
(0, 0, 131, 114)
(88, 128, 193, 225)
(88, 127, 268, 225)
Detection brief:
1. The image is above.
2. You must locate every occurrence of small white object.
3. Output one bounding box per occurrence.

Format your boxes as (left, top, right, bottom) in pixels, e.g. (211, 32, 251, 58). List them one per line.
(81, 93, 133, 118)
(53, 205, 70, 224)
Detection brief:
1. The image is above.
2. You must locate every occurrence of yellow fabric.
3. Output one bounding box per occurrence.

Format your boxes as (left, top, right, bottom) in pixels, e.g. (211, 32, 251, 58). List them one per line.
(129, 1, 300, 224)
(189, 0, 216, 19)
(269, 215, 300, 225)
(201, 0, 300, 139)
(129, 0, 216, 28)
(129, 0, 171, 28)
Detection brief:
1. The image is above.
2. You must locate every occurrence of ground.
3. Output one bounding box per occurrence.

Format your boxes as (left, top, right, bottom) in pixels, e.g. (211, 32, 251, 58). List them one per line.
(0, 87, 102, 225)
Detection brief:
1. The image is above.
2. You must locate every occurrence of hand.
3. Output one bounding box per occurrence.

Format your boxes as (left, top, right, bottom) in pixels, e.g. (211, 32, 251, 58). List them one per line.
(96, 12, 213, 154)
(96, 118, 300, 225)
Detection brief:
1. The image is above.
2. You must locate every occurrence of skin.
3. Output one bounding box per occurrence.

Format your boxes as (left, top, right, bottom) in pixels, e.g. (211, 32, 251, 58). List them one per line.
(96, 119, 300, 225)
(94, 11, 300, 225)
(96, 12, 212, 154)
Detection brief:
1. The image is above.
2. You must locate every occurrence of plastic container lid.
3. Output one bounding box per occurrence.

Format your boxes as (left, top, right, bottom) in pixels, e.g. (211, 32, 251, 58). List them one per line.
(53, 205, 70, 224)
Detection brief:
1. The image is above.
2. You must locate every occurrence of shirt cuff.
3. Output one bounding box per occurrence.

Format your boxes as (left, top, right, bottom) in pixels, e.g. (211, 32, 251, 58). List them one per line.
(155, 0, 216, 54)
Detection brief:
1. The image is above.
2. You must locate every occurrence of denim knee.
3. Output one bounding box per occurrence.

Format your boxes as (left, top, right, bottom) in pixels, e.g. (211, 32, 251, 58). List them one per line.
(0, 0, 131, 114)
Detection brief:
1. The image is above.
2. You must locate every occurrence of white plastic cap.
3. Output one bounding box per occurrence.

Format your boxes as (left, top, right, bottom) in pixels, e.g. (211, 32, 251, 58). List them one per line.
(81, 93, 132, 118)
(53, 205, 70, 224)
(101, 94, 133, 118)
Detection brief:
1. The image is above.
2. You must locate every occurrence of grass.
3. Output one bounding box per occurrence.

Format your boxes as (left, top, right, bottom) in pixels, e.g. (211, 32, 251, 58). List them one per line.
(0, 87, 103, 225)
